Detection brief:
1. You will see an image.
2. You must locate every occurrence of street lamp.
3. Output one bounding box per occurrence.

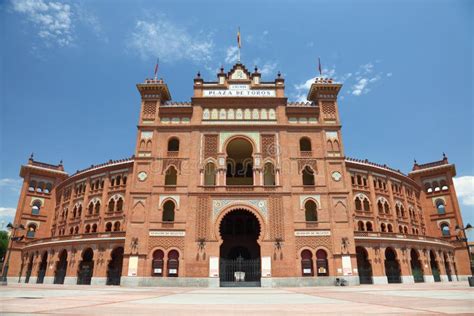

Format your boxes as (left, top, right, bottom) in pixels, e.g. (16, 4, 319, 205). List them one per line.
(455, 223, 473, 286)
(0, 223, 25, 286)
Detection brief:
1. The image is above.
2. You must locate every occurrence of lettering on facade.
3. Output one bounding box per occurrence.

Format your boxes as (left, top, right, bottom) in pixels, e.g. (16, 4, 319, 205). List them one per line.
(149, 231, 186, 237)
(294, 230, 331, 236)
(203, 89, 276, 97)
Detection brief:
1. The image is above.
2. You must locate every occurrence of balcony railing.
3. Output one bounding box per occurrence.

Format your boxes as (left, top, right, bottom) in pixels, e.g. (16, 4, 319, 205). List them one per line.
(354, 231, 453, 246)
(24, 231, 126, 247)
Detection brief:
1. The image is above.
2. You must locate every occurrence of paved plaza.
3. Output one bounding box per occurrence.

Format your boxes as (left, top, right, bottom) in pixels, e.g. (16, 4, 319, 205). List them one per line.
(1, 282, 473, 315)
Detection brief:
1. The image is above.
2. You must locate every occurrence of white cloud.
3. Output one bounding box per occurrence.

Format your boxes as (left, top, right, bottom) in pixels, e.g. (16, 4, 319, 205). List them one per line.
(12, 0, 74, 47)
(453, 176, 474, 206)
(259, 62, 277, 77)
(0, 207, 16, 229)
(352, 78, 368, 96)
(225, 46, 239, 64)
(128, 16, 214, 63)
(0, 178, 22, 192)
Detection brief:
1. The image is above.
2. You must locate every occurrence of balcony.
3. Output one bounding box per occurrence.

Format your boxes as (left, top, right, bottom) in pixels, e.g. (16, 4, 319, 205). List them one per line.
(354, 231, 453, 247)
(24, 231, 126, 248)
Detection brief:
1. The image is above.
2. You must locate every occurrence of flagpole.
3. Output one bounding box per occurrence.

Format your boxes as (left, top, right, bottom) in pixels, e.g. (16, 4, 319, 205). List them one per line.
(237, 27, 241, 63)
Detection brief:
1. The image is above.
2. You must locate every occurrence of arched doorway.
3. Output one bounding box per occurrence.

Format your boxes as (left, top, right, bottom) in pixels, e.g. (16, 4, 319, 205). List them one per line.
(37, 252, 48, 284)
(106, 247, 124, 285)
(410, 249, 424, 283)
(77, 248, 94, 285)
(151, 249, 164, 277)
(384, 248, 401, 283)
(443, 253, 452, 282)
(54, 250, 68, 284)
(356, 246, 373, 284)
(430, 250, 441, 282)
(219, 208, 261, 287)
(226, 138, 254, 185)
(316, 249, 329, 276)
(25, 254, 34, 283)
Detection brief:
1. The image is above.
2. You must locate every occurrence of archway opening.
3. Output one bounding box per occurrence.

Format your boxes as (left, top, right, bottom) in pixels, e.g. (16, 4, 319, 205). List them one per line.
(37, 252, 48, 284)
(430, 250, 441, 282)
(356, 246, 373, 284)
(219, 208, 261, 287)
(107, 247, 124, 285)
(410, 249, 424, 283)
(226, 138, 254, 185)
(77, 248, 94, 285)
(25, 254, 34, 283)
(54, 250, 68, 284)
(384, 248, 401, 283)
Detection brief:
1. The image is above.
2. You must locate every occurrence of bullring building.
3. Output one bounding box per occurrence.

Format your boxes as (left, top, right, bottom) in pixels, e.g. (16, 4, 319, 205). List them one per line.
(6, 62, 471, 287)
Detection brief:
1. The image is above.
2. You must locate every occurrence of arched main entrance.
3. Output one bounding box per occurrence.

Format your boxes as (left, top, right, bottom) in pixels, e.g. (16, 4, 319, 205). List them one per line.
(410, 249, 424, 283)
(384, 248, 401, 283)
(77, 248, 94, 285)
(356, 246, 373, 284)
(430, 250, 441, 282)
(106, 247, 124, 285)
(219, 208, 261, 287)
(54, 250, 68, 284)
(37, 251, 48, 284)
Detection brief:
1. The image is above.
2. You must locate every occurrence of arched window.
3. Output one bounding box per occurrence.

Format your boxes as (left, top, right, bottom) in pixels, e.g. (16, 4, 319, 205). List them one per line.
(366, 222, 373, 231)
(304, 200, 318, 222)
(435, 199, 446, 214)
(387, 224, 393, 232)
(316, 249, 329, 276)
(95, 201, 100, 214)
(152, 250, 164, 276)
(116, 176, 121, 186)
(74, 226, 79, 234)
(72, 207, 77, 218)
(301, 250, 314, 276)
(31, 200, 41, 215)
(165, 166, 178, 186)
(26, 223, 37, 238)
(92, 224, 97, 233)
(85, 224, 91, 233)
(403, 226, 408, 234)
(113, 221, 121, 232)
(168, 138, 180, 152)
(77, 205, 82, 217)
(123, 176, 127, 185)
(28, 180, 36, 192)
(357, 175, 362, 185)
(105, 222, 112, 232)
(108, 199, 115, 213)
(381, 223, 386, 232)
(384, 201, 390, 214)
(440, 180, 448, 191)
(44, 183, 52, 194)
(363, 198, 370, 212)
(358, 221, 365, 231)
(88, 202, 94, 215)
(204, 162, 216, 186)
(37, 182, 44, 193)
(69, 227, 74, 235)
(377, 201, 384, 214)
(263, 162, 276, 186)
(163, 200, 175, 222)
(399, 225, 403, 233)
(116, 198, 123, 212)
(302, 166, 315, 186)
(441, 223, 450, 236)
(299, 137, 312, 152)
(355, 197, 362, 211)
(167, 250, 179, 277)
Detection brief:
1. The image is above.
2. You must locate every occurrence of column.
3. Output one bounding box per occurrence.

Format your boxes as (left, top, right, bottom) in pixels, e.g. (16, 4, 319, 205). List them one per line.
(398, 248, 414, 284)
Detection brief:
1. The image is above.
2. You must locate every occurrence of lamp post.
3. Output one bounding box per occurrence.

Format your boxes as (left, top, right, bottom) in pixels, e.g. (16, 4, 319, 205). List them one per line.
(455, 223, 473, 286)
(0, 223, 25, 286)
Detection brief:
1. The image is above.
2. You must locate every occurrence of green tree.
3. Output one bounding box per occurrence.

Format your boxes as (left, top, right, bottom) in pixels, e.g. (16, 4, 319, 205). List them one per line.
(0, 231, 8, 262)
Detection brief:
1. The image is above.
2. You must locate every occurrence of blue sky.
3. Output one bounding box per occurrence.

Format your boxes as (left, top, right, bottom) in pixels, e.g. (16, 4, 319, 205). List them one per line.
(0, 0, 473, 237)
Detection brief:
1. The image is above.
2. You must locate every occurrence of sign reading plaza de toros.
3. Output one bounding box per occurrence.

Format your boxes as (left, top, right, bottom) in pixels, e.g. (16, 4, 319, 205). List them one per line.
(203, 84, 276, 97)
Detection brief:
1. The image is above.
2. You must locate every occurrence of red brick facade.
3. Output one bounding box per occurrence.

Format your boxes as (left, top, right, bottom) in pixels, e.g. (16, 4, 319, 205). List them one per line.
(5, 63, 471, 286)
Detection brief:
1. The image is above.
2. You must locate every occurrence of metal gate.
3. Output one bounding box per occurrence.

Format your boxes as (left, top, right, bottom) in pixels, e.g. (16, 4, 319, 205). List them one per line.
(358, 265, 373, 284)
(106, 267, 122, 285)
(385, 261, 401, 283)
(432, 267, 441, 282)
(220, 257, 261, 287)
(77, 263, 93, 285)
(412, 266, 424, 283)
(54, 268, 66, 284)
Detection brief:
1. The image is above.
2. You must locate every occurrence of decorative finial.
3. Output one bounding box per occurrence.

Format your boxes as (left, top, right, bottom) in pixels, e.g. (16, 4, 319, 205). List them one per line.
(254, 65, 258, 72)
(59, 159, 63, 165)
(277, 71, 281, 78)
(220, 66, 224, 73)
(443, 152, 446, 159)
(30, 152, 34, 160)
(197, 71, 201, 78)
(414, 158, 417, 164)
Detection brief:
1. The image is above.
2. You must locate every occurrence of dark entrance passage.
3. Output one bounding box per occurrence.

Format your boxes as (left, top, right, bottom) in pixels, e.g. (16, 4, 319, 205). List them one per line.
(356, 246, 373, 284)
(430, 250, 441, 282)
(54, 250, 68, 284)
(37, 252, 48, 284)
(384, 248, 401, 283)
(77, 248, 94, 285)
(219, 209, 261, 287)
(107, 247, 124, 285)
(410, 249, 424, 283)
(25, 254, 34, 283)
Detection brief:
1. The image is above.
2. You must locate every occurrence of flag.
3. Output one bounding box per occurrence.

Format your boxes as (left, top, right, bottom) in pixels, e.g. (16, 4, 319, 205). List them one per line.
(318, 57, 322, 76)
(154, 58, 159, 76)
(237, 27, 241, 48)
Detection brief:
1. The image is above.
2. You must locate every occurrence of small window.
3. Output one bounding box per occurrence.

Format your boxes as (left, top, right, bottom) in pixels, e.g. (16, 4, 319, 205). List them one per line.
(366, 222, 373, 231)
(165, 166, 178, 186)
(168, 138, 180, 152)
(304, 200, 317, 222)
(113, 221, 121, 232)
(355, 197, 362, 211)
(105, 222, 112, 232)
(31, 200, 41, 215)
(92, 224, 98, 233)
(204, 162, 216, 186)
(26, 224, 37, 238)
(363, 199, 370, 212)
(357, 221, 365, 231)
(436, 199, 446, 214)
(95, 202, 101, 214)
(116, 198, 123, 212)
(302, 166, 315, 186)
(299, 137, 312, 152)
(163, 201, 175, 222)
(263, 162, 276, 186)
(441, 223, 450, 236)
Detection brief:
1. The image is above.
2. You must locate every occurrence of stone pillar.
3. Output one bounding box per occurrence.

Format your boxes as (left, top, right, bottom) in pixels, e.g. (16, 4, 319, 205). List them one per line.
(437, 250, 449, 282)
(369, 247, 387, 284)
(422, 249, 434, 283)
(91, 247, 108, 285)
(65, 248, 78, 285)
(44, 249, 56, 284)
(398, 248, 414, 284)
